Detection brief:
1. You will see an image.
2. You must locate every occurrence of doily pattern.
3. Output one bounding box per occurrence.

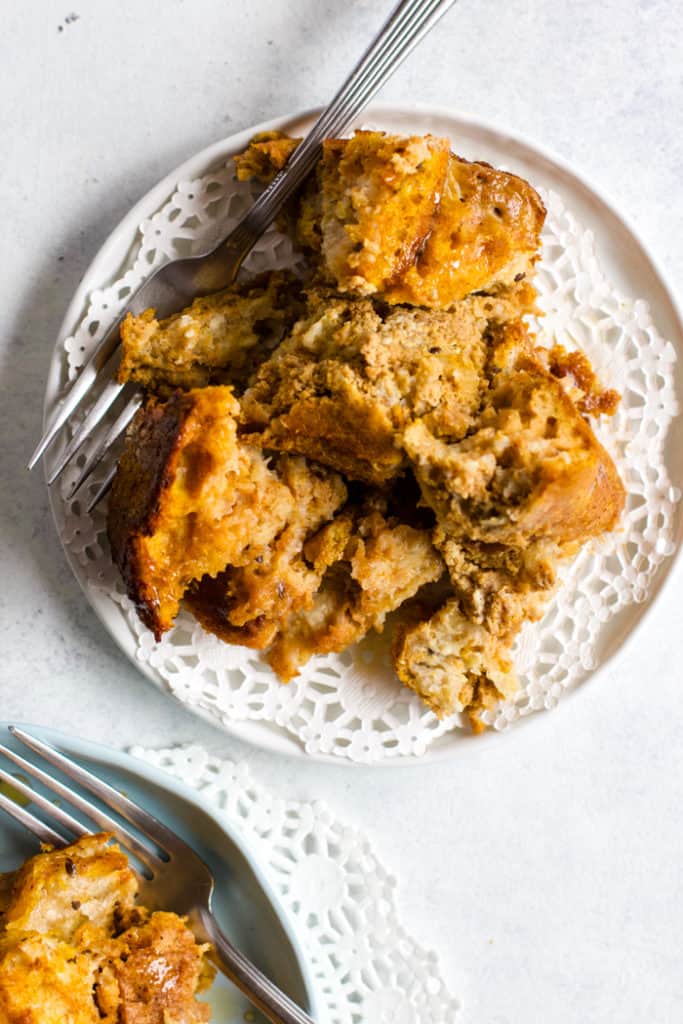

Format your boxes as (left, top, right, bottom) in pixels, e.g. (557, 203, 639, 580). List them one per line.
(51, 153, 681, 761)
(133, 744, 459, 1023)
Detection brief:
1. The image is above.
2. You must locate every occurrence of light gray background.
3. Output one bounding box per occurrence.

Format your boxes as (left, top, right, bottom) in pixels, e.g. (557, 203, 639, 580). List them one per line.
(1, 2, 682, 1021)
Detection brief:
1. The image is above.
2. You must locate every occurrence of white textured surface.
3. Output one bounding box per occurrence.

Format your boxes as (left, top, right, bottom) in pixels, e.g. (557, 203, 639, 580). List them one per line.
(1, 0, 683, 1019)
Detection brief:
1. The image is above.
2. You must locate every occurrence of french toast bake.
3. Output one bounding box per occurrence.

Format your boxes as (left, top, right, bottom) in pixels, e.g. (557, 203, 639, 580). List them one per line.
(235, 130, 545, 308)
(0, 834, 212, 1024)
(107, 128, 625, 731)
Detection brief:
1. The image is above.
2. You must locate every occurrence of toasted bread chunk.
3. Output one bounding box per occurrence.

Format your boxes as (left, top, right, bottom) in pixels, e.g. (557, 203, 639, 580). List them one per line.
(107, 387, 294, 638)
(267, 502, 444, 680)
(93, 912, 211, 1024)
(436, 534, 563, 640)
(384, 154, 545, 307)
(233, 130, 300, 183)
(311, 131, 450, 295)
(405, 322, 626, 546)
(541, 342, 621, 416)
(186, 455, 347, 647)
(118, 272, 301, 391)
(392, 597, 518, 724)
(0, 833, 136, 942)
(188, 492, 443, 680)
(0, 835, 211, 1024)
(241, 291, 490, 484)
(234, 132, 544, 308)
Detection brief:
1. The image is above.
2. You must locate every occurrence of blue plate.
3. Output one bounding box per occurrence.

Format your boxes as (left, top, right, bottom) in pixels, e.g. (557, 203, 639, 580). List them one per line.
(0, 724, 318, 1022)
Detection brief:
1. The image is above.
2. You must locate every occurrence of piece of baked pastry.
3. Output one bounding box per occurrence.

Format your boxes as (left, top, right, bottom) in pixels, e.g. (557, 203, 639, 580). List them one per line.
(234, 130, 545, 308)
(118, 271, 302, 391)
(0, 834, 212, 1024)
(404, 321, 625, 547)
(107, 386, 296, 638)
(241, 289, 493, 484)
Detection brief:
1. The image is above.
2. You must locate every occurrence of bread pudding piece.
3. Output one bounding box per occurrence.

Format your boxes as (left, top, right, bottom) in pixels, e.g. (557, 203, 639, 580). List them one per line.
(393, 533, 569, 728)
(186, 454, 348, 648)
(541, 342, 621, 417)
(436, 534, 564, 638)
(233, 131, 544, 308)
(187, 489, 443, 680)
(308, 131, 451, 296)
(107, 386, 294, 638)
(383, 153, 545, 307)
(0, 834, 212, 1024)
(393, 597, 518, 725)
(235, 130, 450, 293)
(0, 833, 137, 941)
(118, 271, 301, 391)
(241, 290, 491, 484)
(233, 130, 300, 183)
(404, 322, 626, 547)
(267, 499, 444, 681)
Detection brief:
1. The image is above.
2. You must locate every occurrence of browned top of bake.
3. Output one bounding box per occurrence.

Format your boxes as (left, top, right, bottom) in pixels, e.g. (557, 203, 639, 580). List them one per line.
(0, 834, 211, 1024)
(118, 271, 302, 391)
(107, 386, 294, 638)
(384, 154, 546, 306)
(233, 131, 545, 309)
(241, 289, 492, 484)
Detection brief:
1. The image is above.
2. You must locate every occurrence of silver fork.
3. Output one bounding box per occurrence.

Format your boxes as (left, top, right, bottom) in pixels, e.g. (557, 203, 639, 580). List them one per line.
(29, 0, 457, 509)
(0, 726, 315, 1024)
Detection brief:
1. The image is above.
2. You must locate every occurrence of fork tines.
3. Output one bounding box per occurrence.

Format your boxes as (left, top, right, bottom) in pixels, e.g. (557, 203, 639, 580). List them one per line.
(0, 727, 169, 873)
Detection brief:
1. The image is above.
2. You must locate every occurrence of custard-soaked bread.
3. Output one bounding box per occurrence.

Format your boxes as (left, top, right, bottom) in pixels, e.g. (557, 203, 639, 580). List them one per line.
(267, 500, 444, 680)
(186, 455, 348, 648)
(241, 290, 491, 484)
(233, 131, 544, 308)
(0, 833, 137, 942)
(0, 835, 212, 1024)
(188, 493, 443, 680)
(107, 386, 294, 638)
(383, 154, 545, 307)
(308, 131, 451, 296)
(436, 534, 564, 640)
(392, 598, 518, 726)
(405, 322, 626, 547)
(393, 535, 569, 727)
(118, 271, 302, 391)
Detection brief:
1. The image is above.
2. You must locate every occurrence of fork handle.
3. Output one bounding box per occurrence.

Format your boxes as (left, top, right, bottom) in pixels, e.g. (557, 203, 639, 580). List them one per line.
(198, 909, 316, 1024)
(223, 0, 458, 269)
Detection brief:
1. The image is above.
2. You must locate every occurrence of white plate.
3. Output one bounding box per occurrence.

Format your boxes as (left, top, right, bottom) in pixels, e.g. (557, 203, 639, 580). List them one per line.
(43, 104, 683, 763)
(0, 723, 318, 1020)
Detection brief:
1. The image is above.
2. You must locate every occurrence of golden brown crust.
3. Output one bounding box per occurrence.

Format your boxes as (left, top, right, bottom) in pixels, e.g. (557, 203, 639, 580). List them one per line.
(118, 272, 302, 391)
(542, 342, 621, 416)
(241, 290, 491, 484)
(0, 835, 211, 1024)
(384, 154, 546, 307)
(233, 131, 300, 182)
(313, 131, 451, 295)
(107, 387, 294, 638)
(405, 322, 626, 547)
(233, 132, 545, 309)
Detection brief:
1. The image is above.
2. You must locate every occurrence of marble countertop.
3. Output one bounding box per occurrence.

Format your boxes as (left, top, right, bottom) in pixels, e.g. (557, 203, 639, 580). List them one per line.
(1, 1, 682, 1020)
